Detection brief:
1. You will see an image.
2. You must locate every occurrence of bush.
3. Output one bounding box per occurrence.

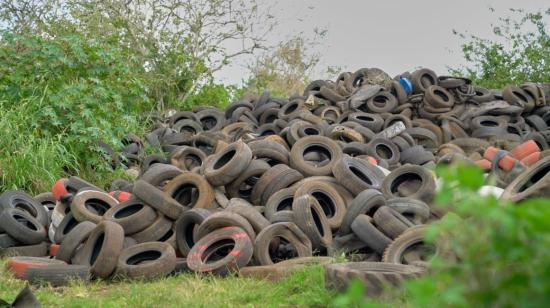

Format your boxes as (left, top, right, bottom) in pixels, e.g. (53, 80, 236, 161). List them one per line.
(0, 31, 153, 193)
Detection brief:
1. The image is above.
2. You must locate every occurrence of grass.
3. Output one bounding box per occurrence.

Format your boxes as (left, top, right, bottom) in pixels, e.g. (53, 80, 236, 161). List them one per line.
(0, 261, 337, 307)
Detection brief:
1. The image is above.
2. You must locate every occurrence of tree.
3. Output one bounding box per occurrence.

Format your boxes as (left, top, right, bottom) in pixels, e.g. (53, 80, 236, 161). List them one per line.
(242, 29, 332, 98)
(451, 8, 550, 89)
(0, 0, 277, 109)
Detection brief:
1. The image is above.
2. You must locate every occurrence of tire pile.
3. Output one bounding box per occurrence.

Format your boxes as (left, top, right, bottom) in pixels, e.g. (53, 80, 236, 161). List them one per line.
(2, 67, 550, 295)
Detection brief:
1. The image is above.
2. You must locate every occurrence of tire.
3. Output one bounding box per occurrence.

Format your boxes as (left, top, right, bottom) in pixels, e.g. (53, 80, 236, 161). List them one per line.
(104, 199, 158, 235)
(294, 180, 346, 230)
(53, 212, 80, 244)
(0, 232, 19, 248)
(351, 215, 391, 254)
(366, 138, 401, 167)
(163, 172, 216, 209)
(21, 264, 91, 286)
(66, 176, 104, 193)
(203, 140, 252, 187)
(34, 192, 56, 212)
(292, 195, 332, 249)
(0, 242, 49, 257)
(226, 201, 270, 233)
(175, 208, 212, 257)
(140, 163, 183, 188)
(187, 226, 253, 276)
(133, 180, 185, 220)
(0, 190, 49, 227)
(7, 256, 66, 279)
(55, 221, 97, 262)
(130, 214, 173, 243)
(501, 156, 550, 202)
(381, 164, 436, 203)
(0, 209, 46, 245)
(253, 222, 312, 265)
(373, 206, 414, 239)
(170, 146, 206, 171)
(325, 262, 424, 296)
(332, 155, 385, 195)
(194, 211, 256, 242)
(386, 198, 430, 224)
(115, 242, 177, 279)
(248, 140, 290, 165)
(70, 190, 118, 223)
(339, 189, 386, 235)
(383, 225, 436, 265)
(330, 233, 369, 254)
(264, 187, 297, 220)
(225, 159, 271, 201)
(250, 164, 303, 206)
(290, 136, 343, 176)
(77, 221, 125, 278)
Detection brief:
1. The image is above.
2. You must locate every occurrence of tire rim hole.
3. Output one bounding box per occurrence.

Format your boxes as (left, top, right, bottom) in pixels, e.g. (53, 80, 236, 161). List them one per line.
(114, 203, 144, 219)
(202, 239, 235, 263)
(127, 250, 162, 265)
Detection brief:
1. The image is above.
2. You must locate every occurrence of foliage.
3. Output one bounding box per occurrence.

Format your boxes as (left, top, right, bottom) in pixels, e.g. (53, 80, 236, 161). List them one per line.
(242, 34, 325, 97)
(404, 163, 550, 307)
(451, 8, 550, 89)
(0, 263, 334, 307)
(0, 0, 276, 110)
(0, 30, 152, 193)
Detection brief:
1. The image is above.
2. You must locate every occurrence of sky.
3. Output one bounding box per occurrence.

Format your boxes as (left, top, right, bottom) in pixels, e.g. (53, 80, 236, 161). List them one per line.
(215, 0, 549, 85)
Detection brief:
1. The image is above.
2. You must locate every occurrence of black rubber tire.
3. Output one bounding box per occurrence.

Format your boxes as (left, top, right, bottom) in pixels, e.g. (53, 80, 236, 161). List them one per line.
(294, 180, 346, 231)
(187, 226, 254, 276)
(163, 172, 216, 209)
(130, 214, 173, 243)
(77, 221, 125, 278)
(0, 242, 48, 257)
(0, 232, 19, 248)
(194, 211, 256, 243)
(332, 155, 385, 194)
(226, 201, 270, 233)
(175, 208, 212, 257)
(264, 187, 296, 220)
(290, 136, 343, 177)
(0, 190, 49, 227)
(386, 198, 430, 224)
(225, 159, 271, 201)
(170, 146, 206, 171)
(373, 206, 414, 239)
(351, 215, 392, 254)
(115, 242, 177, 279)
(381, 164, 436, 203)
(501, 155, 550, 202)
(203, 140, 253, 187)
(0, 208, 46, 245)
(339, 189, 386, 235)
(21, 264, 91, 286)
(383, 225, 436, 265)
(248, 139, 290, 165)
(140, 163, 183, 189)
(133, 180, 185, 220)
(70, 190, 118, 223)
(53, 212, 80, 244)
(325, 261, 424, 296)
(104, 199, 158, 235)
(250, 164, 303, 206)
(55, 221, 97, 262)
(253, 222, 312, 265)
(292, 195, 332, 249)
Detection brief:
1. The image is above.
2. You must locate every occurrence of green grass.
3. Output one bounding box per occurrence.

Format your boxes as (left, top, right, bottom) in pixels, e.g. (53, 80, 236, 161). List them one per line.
(0, 261, 337, 307)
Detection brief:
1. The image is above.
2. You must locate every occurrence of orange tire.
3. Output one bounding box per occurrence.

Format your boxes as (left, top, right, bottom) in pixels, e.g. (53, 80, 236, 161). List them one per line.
(511, 140, 540, 160)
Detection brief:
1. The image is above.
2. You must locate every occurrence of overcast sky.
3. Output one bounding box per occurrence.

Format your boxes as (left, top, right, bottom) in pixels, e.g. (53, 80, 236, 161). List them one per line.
(215, 0, 549, 85)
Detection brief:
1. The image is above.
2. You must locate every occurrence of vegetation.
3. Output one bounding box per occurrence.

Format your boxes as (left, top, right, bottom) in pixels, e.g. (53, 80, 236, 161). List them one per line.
(0, 263, 334, 307)
(451, 8, 550, 88)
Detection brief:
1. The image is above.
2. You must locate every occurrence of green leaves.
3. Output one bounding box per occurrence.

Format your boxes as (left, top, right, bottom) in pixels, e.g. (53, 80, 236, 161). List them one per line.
(452, 8, 550, 88)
